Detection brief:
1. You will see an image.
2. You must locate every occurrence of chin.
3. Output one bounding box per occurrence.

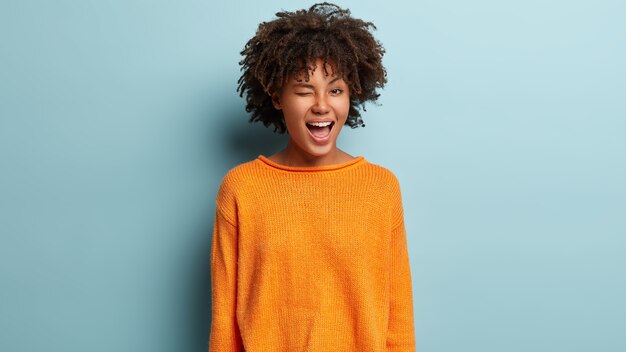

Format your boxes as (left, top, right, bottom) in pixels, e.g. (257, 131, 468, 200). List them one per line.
(293, 140, 336, 160)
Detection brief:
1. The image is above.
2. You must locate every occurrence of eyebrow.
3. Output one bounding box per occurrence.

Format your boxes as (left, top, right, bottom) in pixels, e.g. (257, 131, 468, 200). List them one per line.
(293, 77, 342, 88)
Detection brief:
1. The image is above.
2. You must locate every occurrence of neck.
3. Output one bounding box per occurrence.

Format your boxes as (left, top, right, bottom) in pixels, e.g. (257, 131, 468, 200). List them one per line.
(276, 140, 346, 167)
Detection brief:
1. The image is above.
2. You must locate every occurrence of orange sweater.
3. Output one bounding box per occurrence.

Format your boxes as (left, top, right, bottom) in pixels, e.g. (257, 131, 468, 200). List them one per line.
(209, 155, 416, 351)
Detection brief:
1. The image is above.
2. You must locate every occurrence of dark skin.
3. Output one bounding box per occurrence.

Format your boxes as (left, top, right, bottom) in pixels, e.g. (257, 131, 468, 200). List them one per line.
(267, 150, 355, 167)
(237, 3, 387, 144)
(266, 58, 357, 167)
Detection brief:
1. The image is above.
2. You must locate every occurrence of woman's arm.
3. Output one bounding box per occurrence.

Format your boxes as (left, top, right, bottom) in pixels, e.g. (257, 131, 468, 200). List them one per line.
(387, 219, 416, 351)
(386, 177, 416, 351)
(209, 182, 244, 351)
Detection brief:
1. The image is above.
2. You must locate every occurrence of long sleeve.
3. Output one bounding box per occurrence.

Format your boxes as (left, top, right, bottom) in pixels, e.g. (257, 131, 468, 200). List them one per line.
(387, 178, 416, 351)
(209, 208, 244, 351)
(208, 157, 417, 351)
(386, 219, 416, 351)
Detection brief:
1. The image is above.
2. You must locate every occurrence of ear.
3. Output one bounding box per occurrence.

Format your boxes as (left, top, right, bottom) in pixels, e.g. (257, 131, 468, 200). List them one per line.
(271, 93, 282, 110)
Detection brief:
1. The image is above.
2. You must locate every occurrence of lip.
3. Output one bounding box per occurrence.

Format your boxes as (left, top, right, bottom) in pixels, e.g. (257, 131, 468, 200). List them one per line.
(305, 119, 335, 124)
(305, 120, 335, 144)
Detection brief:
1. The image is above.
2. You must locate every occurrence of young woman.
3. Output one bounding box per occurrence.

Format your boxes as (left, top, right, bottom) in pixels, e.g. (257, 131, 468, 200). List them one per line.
(210, 3, 416, 351)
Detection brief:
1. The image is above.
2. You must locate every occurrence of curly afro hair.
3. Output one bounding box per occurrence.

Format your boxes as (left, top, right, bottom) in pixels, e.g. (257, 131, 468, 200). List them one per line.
(237, 2, 387, 134)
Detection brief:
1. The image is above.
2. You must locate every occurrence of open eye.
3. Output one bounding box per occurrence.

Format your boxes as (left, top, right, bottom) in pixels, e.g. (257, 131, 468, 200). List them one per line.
(330, 88, 344, 96)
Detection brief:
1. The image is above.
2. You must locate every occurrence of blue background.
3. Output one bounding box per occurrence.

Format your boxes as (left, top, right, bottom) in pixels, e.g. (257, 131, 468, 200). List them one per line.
(1, 0, 624, 351)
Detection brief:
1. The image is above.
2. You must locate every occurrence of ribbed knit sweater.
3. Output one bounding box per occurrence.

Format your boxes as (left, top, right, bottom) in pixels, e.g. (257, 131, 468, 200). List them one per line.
(209, 155, 416, 352)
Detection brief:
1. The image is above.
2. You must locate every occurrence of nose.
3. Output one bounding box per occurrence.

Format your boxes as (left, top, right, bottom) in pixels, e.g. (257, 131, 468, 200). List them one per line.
(311, 95, 330, 115)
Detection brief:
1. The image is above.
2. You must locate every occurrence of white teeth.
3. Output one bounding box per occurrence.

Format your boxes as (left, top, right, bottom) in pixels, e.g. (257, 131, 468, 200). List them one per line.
(306, 121, 332, 127)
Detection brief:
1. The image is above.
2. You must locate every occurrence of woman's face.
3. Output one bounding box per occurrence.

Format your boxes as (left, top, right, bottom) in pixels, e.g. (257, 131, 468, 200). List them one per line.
(272, 58, 350, 162)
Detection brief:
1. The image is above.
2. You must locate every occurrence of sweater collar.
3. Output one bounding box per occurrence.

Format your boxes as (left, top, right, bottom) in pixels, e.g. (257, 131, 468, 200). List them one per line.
(256, 155, 366, 172)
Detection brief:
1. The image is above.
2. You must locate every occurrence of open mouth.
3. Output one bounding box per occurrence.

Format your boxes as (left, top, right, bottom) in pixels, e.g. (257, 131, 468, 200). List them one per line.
(305, 121, 335, 140)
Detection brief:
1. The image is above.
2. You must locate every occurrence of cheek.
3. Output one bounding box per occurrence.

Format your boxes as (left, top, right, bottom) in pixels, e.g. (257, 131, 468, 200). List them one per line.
(282, 106, 305, 125)
(281, 105, 307, 133)
(336, 98, 351, 122)
(282, 99, 308, 117)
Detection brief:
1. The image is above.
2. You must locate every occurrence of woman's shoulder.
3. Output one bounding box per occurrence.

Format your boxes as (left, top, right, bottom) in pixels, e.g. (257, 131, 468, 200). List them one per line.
(361, 159, 401, 185)
(218, 158, 261, 188)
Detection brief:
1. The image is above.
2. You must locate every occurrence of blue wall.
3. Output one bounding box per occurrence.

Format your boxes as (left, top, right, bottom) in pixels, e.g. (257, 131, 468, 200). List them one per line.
(1, 1, 624, 351)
